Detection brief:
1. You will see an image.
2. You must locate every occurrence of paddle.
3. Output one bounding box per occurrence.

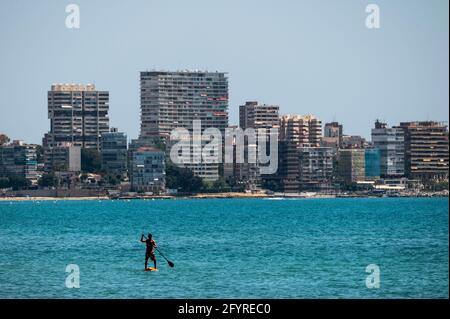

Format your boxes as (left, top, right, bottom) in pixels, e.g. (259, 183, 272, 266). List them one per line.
(155, 247, 175, 268)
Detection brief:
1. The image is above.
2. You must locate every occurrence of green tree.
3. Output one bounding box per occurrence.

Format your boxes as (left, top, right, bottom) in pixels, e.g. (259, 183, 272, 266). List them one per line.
(0, 134, 10, 146)
(262, 179, 282, 192)
(0, 178, 10, 188)
(38, 172, 58, 187)
(422, 179, 449, 191)
(8, 176, 31, 190)
(105, 174, 120, 186)
(209, 178, 231, 192)
(166, 163, 203, 193)
(340, 182, 358, 192)
(153, 137, 166, 152)
(81, 149, 102, 173)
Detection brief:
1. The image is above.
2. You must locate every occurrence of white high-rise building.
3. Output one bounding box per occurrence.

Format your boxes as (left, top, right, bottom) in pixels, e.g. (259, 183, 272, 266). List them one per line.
(139, 70, 229, 181)
(371, 120, 405, 178)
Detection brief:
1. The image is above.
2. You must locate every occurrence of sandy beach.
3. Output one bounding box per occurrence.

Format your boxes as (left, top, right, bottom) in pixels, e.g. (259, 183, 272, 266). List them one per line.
(1, 190, 447, 201)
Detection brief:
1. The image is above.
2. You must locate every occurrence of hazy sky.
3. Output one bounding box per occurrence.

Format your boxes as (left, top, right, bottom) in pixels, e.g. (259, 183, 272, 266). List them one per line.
(0, 0, 448, 144)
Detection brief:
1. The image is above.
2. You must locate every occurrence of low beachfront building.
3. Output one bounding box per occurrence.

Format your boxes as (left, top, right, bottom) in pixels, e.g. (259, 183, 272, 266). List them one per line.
(0, 140, 38, 185)
(129, 146, 165, 193)
(298, 147, 334, 190)
(337, 148, 365, 184)
(44, 142, 81, 173)
(101, 128, 128, 178)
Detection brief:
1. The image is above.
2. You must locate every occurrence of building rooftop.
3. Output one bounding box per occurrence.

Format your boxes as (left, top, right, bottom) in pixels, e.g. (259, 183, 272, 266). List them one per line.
(51, 83, 96, 91)
(398, 121, 448, 128)
(141, 69, 228, 75)
(281, 114, 319, 120)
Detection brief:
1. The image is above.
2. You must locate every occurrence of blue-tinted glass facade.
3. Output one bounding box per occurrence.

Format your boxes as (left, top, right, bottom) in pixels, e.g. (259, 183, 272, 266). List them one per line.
(365, 148, 381, 179)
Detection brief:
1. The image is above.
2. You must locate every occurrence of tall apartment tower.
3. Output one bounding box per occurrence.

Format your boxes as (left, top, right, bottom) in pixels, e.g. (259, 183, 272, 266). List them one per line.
(139, 70, 229, 181)
(371, 120, 404, 178)
(396, 121, 449, 180)
(239, 101, 280, 130)
(140, 70, 228, 138)
(43, 84, 109, 151)
(226, 102, 280, 189)
(279, 114, 322, 192)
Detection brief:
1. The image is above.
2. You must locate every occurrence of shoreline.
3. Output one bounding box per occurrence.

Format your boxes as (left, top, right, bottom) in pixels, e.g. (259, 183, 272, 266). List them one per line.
(0, 192, 448, 201)
(0, 196, 110, 201)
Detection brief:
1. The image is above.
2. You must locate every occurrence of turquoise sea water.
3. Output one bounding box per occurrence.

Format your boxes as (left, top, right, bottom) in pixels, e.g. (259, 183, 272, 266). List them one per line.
(0, 197, 448, 299)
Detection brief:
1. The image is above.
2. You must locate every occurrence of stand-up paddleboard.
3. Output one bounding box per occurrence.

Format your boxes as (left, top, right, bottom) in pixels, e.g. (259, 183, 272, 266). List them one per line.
(145, 267, 158, 272)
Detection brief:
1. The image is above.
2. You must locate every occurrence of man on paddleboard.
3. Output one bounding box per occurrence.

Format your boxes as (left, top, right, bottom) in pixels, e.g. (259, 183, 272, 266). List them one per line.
(141, 233, 157, 269)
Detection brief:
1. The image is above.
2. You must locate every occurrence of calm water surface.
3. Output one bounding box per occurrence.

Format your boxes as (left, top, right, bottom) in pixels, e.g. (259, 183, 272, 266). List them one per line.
(0, 197, 448, 298)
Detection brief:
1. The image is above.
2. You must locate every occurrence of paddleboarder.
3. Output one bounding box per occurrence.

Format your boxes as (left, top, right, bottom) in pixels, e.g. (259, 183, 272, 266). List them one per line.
(141, 233, 157, 270)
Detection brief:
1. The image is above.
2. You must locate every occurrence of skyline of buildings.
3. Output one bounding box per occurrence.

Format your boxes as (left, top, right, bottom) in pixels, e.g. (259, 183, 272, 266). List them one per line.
(1, 70, 449, 193)
(1, 76, 447, 145)
(1, 0, 447, 149)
